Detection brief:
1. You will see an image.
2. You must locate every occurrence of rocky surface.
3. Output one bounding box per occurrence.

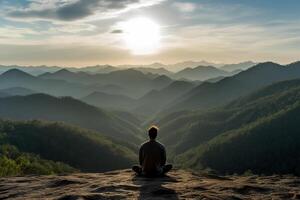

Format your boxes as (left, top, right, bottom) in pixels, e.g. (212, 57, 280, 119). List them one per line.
(0, 169, 300, 199)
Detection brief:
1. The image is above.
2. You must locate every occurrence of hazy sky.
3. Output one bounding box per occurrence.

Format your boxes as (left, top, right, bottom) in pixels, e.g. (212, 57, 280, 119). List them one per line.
(0, 0, 300, 66)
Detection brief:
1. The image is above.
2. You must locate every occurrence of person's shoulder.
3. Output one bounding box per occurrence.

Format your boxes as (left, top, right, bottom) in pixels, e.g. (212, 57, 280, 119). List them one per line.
(140, 141, 150, 147)
(141, 140, 165, 148)
(156, 141, 166, 149)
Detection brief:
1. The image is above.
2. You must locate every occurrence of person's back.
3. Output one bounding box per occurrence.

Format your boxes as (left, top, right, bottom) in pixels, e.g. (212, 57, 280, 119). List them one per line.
(132, 126, 172, 176)
(140, 140, 166, 175)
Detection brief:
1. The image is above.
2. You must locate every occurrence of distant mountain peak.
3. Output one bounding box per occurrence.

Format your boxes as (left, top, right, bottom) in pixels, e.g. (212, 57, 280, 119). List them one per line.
(168, 80, 194, 87)
(154, 74, 172, 81)
(194, 65, 219, 70)
(287, 61, 300, 67)
(112, 68, 145, 76)
(1, 68, 33, 78)
(174, 65, 229, 81)
(53, 68, 73, 75)
(250, 62, 282, 70)
(221, 61, 257, 72)
(149, 62, 165, 67)
(258, 61, 281, 66)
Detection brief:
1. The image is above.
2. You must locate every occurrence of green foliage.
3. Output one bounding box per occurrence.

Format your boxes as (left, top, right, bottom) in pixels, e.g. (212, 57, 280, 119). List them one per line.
(169, 79, 300, 175)
(0, 156, 19, 177)
(0, 120, 136, 173)
(182, 102, 300, 175)
(161, 80, 300, 152)
(0, 94, 143, 147)
(0, 144, 75, 177)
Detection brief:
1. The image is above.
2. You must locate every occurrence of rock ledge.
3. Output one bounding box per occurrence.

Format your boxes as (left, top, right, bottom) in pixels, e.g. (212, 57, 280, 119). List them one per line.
(0, 169, 300, 199)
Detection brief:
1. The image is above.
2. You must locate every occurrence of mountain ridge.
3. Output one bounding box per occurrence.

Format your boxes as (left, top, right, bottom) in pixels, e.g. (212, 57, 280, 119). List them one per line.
(163, 62, 300, 114)
(0, 93, 143, 145)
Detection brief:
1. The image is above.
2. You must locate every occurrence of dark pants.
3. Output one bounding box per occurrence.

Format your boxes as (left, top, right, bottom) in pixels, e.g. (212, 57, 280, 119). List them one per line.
(132, 164, 172, 176)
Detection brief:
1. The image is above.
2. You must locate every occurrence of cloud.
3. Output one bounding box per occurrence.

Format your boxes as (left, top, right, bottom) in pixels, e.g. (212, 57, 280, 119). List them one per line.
(164, 20, 300, 62)
(111, 29, 123, 34)
(6, 0, 164, 21)
(173, 2, 198, 13)
(0, 26, 42, 45)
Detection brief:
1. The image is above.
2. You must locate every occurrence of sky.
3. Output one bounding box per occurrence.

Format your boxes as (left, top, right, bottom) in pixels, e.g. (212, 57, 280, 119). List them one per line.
(0, 0, 300, 67)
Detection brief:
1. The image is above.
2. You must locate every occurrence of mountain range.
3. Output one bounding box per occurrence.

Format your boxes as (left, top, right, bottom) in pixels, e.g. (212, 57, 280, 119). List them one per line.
(173, 66, 232, 81)
(171, 78, 300, 175)
(0, 94, 143, 147)
(0, 60, 256, 75)
(221, 61, 256, 72)
(1, 61, 300, 176)
(118, 61, 225, 72)
(162, 62, 300, 114)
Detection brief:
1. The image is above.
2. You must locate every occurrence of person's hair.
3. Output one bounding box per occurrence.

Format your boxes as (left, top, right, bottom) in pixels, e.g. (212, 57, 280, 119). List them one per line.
(148, 126, 158, 139)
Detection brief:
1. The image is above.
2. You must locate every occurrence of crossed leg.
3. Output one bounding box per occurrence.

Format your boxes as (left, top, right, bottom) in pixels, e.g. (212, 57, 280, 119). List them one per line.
(132, 164, 172, 176)
(132, 165, 142, 175)
(163, 164, 172, 174)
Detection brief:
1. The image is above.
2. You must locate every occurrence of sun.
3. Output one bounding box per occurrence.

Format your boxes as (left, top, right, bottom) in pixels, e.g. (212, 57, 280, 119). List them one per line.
(121, 17, 161, 55)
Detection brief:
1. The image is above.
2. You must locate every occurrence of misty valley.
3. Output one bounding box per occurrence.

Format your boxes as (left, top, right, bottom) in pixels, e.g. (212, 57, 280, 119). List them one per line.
(1, 61, 300, 177)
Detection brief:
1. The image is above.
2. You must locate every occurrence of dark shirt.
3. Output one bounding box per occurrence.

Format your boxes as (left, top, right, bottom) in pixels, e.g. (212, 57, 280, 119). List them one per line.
(139, 140, 166, 174)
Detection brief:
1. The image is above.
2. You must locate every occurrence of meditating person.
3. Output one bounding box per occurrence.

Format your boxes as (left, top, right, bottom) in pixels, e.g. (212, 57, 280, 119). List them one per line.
(132, 126, 172, 176)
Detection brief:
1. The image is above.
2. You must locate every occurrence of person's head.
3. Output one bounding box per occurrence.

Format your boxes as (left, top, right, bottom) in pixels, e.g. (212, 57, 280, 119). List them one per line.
(148, 126, 158, 140)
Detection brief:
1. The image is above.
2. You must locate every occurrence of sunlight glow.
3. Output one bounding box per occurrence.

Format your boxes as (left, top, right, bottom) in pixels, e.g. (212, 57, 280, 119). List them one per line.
(121, 17, 161, 55)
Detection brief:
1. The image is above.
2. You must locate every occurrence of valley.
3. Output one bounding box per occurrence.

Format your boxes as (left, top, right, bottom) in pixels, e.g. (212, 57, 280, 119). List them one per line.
(1, 61, 300, 177)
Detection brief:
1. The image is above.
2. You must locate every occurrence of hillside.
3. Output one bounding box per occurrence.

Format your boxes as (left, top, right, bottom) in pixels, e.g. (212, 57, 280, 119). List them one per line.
(0, 69, 98, 98)
(2, 62, 300, 177)
(159, 79, 300, 153)
(0, 65, 60, 75)
(155, 79, 300, 175)
(0, 94, 142, 145)
(118, 61, 222, 72)
(174, 66, 229, 81)
(0, 144, 76, 176)
(178, 101, 300, 175)
(221, 61, 256, 72)
(134, 80, 196, 116)
(164, 62, 300, 113)
(1, 169, 299, 199)
(70, 65, 118, 74)
(82, 80, 196, 117)
(0, 87, 36, 96)
(1, 68, 174, 99)
(0, 120, 136, 172)
(39, 69, 91, 84)
(81, 92, 137, 111)
(132, 67, 173, 76)
(39, 69, 174, 98)
(0, 92, 8, 98)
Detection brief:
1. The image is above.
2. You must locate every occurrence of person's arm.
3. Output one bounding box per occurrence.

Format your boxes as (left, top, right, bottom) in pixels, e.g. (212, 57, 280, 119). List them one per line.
(161, 146, 166, 166)
(139, 145, 144, 166)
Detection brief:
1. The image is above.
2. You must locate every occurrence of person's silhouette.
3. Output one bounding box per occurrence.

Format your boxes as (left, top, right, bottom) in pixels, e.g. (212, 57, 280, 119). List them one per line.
(132, 126, 172, 177)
